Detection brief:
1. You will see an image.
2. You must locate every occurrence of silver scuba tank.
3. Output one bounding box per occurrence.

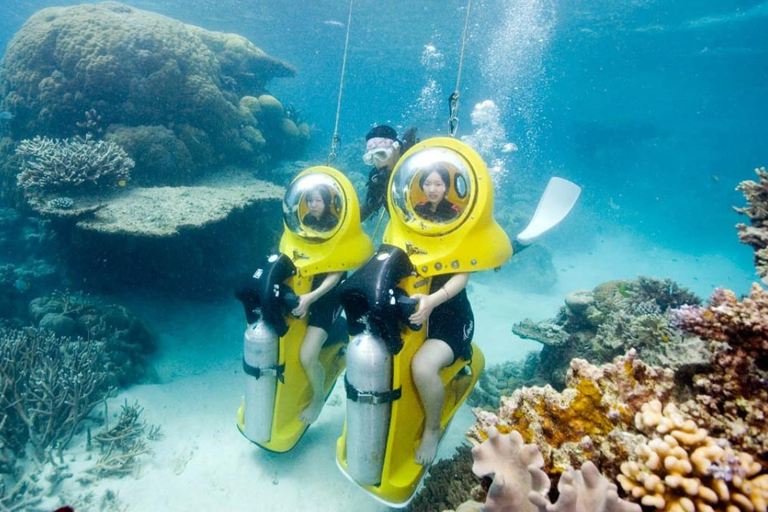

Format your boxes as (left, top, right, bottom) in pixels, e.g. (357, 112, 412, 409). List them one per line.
(243, 321, 279, 443)
(345, 331, 393, 486)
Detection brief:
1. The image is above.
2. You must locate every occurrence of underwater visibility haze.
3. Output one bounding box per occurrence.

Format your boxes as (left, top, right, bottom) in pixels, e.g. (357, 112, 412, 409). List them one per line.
(0, 0, 766, 511)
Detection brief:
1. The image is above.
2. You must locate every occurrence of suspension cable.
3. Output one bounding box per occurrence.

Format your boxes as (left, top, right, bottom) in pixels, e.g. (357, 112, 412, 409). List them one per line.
(449, 0, 473, 137)
(328, 0, 355, 164)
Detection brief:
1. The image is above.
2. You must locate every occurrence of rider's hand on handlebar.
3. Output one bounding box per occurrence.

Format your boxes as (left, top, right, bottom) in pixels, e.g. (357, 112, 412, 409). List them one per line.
(408, 294, 435, 326)
(291, 293, 315, 318)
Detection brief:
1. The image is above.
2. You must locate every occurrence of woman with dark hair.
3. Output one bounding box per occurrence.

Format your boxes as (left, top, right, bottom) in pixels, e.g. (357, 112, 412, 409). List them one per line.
(414, 165, 460, 223)
(302, 186, 338, 232)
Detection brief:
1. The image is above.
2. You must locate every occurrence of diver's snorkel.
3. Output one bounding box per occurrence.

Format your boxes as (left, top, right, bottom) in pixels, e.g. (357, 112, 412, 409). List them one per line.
(512, 177, 582, 253)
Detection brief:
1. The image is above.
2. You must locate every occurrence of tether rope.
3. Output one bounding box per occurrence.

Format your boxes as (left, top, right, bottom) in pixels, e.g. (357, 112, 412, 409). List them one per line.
(449, 0, 473, 137)
(328, 0, 355, 164)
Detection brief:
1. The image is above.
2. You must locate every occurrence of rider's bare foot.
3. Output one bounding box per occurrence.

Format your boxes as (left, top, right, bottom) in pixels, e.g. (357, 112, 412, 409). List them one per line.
(415, 428, 440, 466)
(300, 399, 323, 425)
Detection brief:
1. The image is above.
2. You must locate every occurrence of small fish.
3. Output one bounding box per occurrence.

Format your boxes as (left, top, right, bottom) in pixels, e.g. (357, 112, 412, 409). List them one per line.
(118, 180, 127, 187)
(501, 142, 518, 153)
(13, 279, 30, 292)
(0, 111, 14, 120)
(323, 20, 344, 27)
(711, 174, 719, 182)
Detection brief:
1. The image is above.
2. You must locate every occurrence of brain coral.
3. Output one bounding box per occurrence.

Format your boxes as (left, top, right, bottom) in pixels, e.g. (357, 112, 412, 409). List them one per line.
(0, 2, 309, 185)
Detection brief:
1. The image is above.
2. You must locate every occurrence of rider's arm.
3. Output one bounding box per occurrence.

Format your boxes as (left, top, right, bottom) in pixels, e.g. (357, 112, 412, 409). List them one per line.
(292, 271, 344, 318)
(409, 273, 469, 325)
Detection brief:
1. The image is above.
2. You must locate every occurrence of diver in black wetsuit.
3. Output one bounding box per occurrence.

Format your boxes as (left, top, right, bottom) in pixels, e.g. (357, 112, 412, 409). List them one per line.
(360, 125, 419, 222)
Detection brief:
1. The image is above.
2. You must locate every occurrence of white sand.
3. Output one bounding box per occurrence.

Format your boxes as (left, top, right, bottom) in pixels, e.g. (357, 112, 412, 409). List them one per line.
(42, 230, 756, 511)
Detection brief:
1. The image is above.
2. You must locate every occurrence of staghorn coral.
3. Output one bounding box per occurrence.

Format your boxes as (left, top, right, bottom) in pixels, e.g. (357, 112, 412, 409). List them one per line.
(0, 328, 105, 461)
(735, 167, 768, 282)
(618, 400, 768, 511)
(671, 284, 768, 464)
(468, 352, 674, 480)
(16, 134, 133, 192)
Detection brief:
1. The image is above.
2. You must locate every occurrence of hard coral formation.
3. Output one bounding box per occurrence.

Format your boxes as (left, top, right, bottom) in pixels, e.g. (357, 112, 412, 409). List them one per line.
(618, 400, 768, 512)
(469, 352, 675, 480)
(15, 134, 133, 192)
(671, 285, 768, 465)
(407, 445, 481, 512)
(513, 277, 705, 390)
(0, 2, 309, 186)
(735, 167, 768, 283)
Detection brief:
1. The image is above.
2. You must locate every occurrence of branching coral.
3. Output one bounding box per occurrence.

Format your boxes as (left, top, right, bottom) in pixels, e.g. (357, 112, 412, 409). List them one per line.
(618, 400, 768, 511)
(89, 400, 161, 477)
(15, 134, 133, 192)
(671, 284, 768, 464)
(0, 328, 106, 461)
(735, 167, 768, 282)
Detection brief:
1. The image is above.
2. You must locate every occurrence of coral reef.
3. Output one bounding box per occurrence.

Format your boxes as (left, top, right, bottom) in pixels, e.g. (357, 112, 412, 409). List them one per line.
(671, 284, 768, 465)
(513, 277, 705, 390)
(0, 2, 309, 183)
(618, 400, 768, 511)
(735, 167, 768, 283)
(470, 351, 544, 410)
(472, 428, 546, 512)
(448, 428, 639, 512)
(27, 291, 156, 388)
(469, 352, 675, 479)
(15, 135, 133, 192)
(0, 328, 105, 462)
(407, 445, 482, 512)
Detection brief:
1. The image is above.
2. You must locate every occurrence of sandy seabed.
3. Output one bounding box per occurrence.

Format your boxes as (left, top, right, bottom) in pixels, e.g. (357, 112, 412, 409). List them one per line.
(40, 232, 755, 512)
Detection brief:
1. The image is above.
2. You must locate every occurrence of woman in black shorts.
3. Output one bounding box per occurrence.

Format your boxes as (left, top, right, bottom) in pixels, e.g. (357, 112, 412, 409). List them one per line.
(291, 270, 343, 425)
(408, 164, 473, 466)
(292, 185, 343, 425)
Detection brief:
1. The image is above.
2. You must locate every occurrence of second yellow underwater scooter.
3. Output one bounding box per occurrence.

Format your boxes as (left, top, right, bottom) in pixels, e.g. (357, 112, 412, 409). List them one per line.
(334, 137, 581, 506)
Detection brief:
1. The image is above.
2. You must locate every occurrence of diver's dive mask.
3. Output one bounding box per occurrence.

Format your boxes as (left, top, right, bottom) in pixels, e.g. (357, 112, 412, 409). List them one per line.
(363, 139, 399, 166)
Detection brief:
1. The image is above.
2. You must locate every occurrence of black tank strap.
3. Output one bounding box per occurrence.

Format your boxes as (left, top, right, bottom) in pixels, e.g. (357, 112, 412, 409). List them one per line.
(344, 375, 401, 405)
(243, 359, 285, 384)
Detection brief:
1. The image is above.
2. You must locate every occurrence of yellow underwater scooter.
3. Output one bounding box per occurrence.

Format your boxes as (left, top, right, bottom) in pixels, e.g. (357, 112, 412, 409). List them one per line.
(236, 167, 373, 452)
(334, 137, 581, 506)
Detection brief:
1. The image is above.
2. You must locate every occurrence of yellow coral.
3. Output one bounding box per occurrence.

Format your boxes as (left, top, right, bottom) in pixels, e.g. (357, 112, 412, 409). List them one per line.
(618, 400, 768, 511)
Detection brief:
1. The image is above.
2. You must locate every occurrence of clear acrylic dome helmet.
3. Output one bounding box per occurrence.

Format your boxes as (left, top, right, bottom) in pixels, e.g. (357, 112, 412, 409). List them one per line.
(283, 173, 346, 241)
(389, 146, 473, 235)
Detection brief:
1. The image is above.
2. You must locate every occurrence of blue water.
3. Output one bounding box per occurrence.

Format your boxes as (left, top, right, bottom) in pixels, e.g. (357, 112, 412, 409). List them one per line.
(2, 0, 765, 259)
(1, 1, 766, 510)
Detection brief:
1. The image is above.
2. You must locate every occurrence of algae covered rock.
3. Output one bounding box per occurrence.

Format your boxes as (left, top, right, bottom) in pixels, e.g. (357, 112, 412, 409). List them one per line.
(0, 1, 309, 185)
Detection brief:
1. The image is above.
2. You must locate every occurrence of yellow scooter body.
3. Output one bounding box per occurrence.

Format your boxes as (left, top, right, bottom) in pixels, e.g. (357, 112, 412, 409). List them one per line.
(336, 138, 512, 505)
(238, 167, 373, 453)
